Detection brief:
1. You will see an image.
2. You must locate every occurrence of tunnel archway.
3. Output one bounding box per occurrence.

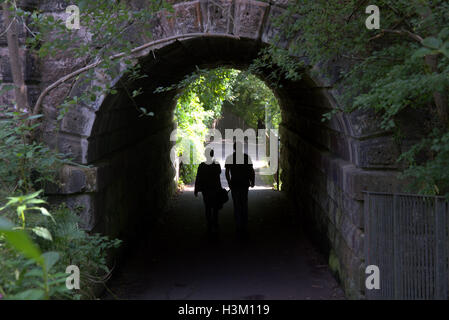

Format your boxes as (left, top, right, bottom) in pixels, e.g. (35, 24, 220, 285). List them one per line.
(89, 35, 356, 238)
(48, 34, 356, 296)
(40, 1, 410, 299)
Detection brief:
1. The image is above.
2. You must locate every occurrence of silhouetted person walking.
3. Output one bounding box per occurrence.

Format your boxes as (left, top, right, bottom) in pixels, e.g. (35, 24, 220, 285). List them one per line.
(194, 148, 222, 237)
(225, 141, 255, 239)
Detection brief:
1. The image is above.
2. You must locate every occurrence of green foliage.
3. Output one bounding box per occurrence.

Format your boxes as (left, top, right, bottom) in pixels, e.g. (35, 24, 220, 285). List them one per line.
(0, 112, 72, 197)
(0, 0, 172, 121)
(180, 68, 237, 122)
(174, 91, 214, 184)
(25, 0, 169, 60)
(0, 193, 121, 300)
(0, 111, 121, 299)
(259, 0, 449, 196)
(226, 72, 281, 129)
(164, 68, 281, 184)
(399, 129, 449, 196)
(38, 204, 122, 299)
(250, 46, 304, 86)
(0, 190, 54, 235)
(157, 68, 237, 122)
(158, 68, 235, 183)
(0, 192, 67, 300)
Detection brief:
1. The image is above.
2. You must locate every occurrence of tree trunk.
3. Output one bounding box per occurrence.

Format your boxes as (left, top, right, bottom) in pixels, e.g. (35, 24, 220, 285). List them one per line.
(2, 1, 29, 112)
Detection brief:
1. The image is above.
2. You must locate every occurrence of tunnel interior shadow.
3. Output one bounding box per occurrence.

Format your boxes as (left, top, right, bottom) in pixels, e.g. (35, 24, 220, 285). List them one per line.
(103, 185, 344, 300)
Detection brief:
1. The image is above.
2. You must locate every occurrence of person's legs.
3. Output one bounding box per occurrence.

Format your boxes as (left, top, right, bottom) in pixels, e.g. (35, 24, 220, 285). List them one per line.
(232, 187, 248, 237)
(203, 194, 213, 232)
(240, 188, 249, 234)
(211, 207, 219, 232)
(204, 204, 212, 230)
(231, 189, 241, 230)
(203, 192, 220, 238)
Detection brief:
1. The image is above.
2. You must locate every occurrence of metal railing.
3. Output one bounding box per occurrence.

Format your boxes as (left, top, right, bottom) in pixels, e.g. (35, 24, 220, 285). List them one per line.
(364, 191, 449, 299)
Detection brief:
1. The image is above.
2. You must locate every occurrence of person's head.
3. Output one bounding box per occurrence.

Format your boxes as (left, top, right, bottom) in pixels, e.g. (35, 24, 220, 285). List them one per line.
(204, 147, 214, 164)
(233, 141, 243, 153)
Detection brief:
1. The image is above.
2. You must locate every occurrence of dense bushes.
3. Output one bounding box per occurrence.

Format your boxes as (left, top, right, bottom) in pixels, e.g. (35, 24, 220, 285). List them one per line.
(0, 112, 121, 299)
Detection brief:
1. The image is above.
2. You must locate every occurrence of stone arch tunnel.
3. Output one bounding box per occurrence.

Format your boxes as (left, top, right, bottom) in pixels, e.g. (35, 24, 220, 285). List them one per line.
(1, 0, 412, 299)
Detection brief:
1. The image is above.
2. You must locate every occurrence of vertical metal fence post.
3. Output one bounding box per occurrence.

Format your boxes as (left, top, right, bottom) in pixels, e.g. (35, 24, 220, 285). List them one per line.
(435, 198, 448, 299)
(393, 194, 399, 299)
(364, 192, 370, 299)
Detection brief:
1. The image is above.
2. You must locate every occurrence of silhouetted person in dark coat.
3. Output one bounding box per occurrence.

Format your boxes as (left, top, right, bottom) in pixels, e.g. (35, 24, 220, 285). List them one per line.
(194, 148, 222, 236)
(225, 141, 255, 239)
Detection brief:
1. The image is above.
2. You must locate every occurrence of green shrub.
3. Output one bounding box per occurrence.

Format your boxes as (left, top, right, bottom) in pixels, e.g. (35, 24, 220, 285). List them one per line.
(40, 204, 122, 299)
(0, 111, 121, 299)
(0, 191, 121, 300)
(0, 112, 71, 197)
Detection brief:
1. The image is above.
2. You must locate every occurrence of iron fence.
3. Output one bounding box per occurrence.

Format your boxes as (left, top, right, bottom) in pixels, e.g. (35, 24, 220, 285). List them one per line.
(364, 191, 449, 300)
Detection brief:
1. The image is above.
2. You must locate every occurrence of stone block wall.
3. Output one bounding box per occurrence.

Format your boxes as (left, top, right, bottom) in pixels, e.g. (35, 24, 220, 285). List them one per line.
(279, 84, 409, 298)
(46, 117, 177, 246)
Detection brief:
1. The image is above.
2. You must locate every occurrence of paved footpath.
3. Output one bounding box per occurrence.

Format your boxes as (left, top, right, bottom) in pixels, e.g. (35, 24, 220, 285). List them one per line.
(103, 179, 345, 300)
